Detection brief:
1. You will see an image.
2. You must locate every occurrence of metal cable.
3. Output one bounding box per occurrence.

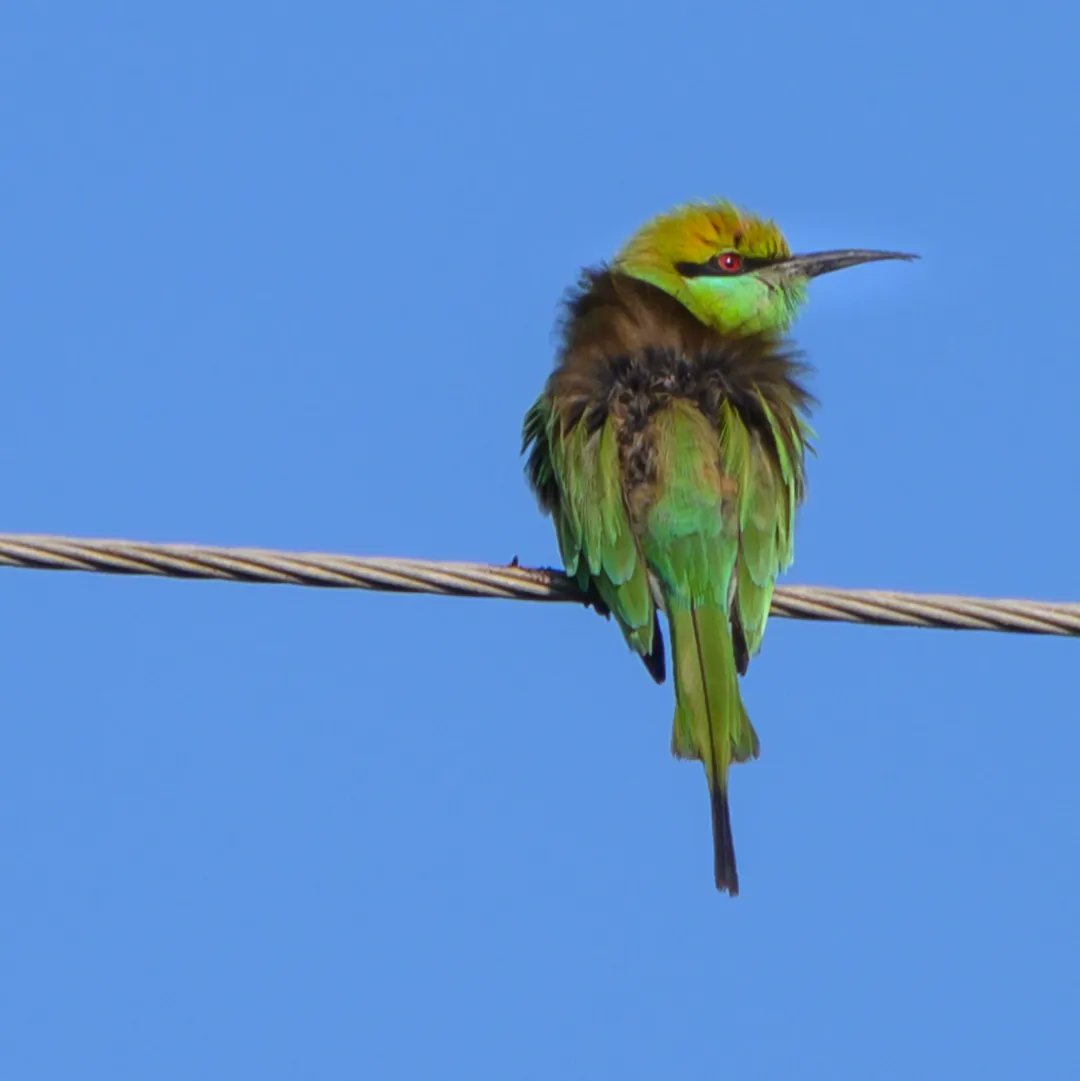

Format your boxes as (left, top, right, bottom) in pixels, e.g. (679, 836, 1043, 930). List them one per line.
(0, 532, 1077, 636)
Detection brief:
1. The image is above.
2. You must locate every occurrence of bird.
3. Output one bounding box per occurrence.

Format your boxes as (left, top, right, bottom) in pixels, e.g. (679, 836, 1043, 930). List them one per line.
(522, 201, 913, 894)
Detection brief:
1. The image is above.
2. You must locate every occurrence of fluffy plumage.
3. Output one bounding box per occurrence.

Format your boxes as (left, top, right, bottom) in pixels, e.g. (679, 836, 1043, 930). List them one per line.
(525, 257, 813, 893)
(524, 200, 910, 893)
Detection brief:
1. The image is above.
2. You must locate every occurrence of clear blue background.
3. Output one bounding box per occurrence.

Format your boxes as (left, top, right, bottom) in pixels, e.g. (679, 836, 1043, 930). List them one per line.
(2, 3, 1077, 1078)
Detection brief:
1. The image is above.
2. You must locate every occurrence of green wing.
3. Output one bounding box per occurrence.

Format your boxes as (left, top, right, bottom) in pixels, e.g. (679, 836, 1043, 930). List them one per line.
(523, 395, 662, 680)
(719, 396, 810, 663)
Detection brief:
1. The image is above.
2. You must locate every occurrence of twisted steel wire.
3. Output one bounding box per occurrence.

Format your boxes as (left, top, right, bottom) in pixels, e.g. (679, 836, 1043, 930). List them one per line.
(0, 533, 1077, 636)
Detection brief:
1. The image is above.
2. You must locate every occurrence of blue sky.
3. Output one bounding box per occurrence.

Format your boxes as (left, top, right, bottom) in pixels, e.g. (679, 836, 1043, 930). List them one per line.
(2, 3, 1078, 1078)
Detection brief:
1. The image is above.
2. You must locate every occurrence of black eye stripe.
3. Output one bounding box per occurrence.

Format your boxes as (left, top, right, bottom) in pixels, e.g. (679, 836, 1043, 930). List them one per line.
(674, 254, 778, 278)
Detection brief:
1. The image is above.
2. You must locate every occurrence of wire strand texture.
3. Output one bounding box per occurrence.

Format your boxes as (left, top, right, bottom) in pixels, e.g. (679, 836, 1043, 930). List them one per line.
(0, 533, 1077, 637)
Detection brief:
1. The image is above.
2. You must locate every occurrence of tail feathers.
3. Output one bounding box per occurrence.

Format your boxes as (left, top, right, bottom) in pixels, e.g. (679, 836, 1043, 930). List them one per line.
(710, 784, 739, 895)
(669, 603, 757, 762)
(731, 696, 760, 763)
(667, 601, 753, 894)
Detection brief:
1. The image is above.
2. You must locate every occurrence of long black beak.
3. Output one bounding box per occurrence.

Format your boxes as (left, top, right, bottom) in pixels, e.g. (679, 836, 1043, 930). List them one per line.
(777, 249, 918, 279)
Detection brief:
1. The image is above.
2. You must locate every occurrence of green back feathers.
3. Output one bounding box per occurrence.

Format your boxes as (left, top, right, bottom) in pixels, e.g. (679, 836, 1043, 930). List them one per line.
(639, 400, 736, 608)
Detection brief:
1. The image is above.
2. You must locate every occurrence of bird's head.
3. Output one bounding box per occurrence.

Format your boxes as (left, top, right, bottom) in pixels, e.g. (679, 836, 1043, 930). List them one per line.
(614, 201, 914, 335)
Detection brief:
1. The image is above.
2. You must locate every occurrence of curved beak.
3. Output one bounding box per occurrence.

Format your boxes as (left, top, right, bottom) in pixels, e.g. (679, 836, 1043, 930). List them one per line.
(774, 248, 918, 281)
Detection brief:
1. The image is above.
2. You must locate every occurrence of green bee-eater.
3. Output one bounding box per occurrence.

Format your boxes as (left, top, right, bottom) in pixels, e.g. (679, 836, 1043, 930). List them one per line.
(523, 201, 912, 893)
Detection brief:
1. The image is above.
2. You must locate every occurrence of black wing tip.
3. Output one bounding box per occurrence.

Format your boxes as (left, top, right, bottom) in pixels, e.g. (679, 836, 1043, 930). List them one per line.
(711, 786, 740, 896)
(641, 613, 667, 684)
(732, 616, 750, 677)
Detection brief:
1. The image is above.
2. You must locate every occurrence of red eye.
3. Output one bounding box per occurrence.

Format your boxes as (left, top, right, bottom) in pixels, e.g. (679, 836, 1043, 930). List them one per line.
(718, 252, 743, 273)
